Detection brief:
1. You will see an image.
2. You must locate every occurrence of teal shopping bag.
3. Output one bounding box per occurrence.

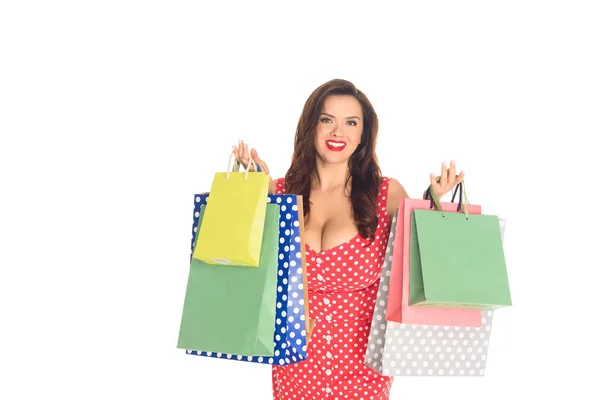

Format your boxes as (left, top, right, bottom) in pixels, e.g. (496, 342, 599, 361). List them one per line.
(177, 204, 280, 356)
(408, 209, 512, 310)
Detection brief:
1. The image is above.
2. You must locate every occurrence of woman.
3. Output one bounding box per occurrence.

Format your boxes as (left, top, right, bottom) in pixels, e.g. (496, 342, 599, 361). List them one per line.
(232, 79, 463, 400)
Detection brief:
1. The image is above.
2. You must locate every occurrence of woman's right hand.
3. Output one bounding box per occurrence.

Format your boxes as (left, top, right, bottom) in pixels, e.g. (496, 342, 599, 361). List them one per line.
(232, 140, 275, 194)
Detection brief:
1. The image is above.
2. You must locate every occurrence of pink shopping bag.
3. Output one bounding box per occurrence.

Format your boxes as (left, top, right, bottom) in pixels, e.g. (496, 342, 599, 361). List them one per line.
(385, 197, 482, 326)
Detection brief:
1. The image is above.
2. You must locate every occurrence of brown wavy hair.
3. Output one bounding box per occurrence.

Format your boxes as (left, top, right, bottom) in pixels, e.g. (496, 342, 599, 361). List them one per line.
(284, 79, 382, 240)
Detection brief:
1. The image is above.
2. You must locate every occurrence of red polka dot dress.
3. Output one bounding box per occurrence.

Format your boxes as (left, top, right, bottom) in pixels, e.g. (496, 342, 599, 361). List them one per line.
(272, 177, 394, 400)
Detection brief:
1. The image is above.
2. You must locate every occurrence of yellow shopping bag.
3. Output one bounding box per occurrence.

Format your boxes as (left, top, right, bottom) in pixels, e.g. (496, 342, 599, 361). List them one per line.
(193, 153, 270, 267)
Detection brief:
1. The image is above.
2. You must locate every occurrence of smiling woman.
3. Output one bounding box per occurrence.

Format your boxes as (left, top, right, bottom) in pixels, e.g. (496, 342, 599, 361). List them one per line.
(231, 79, 464, 400)
(302, 93, 378, 254)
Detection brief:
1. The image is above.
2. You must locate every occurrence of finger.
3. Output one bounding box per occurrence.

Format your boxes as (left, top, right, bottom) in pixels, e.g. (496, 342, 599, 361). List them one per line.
(243, 143, 251, 168)
(239, 140, 247, 168)
(440, 162, 448, 187)
(253, 160, 261, 173)
(251, 149, 270, 175)
(456, 170, 465, 184)
(236, 140, 246, 168)
(448, 160, 456, 185)
(232, 145, 244, 172)
(259, 160, 270, 175)
(239, 140, 248, 167)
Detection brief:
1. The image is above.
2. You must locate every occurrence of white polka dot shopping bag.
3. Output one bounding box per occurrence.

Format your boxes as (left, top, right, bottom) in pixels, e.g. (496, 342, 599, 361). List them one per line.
(365, 210, 507, 376)
(183, 193, 310, 366)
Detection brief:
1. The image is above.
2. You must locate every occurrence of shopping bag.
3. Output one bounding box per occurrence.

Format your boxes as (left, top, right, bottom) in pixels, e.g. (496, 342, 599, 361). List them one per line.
(296, 195, 312, 339)
(177, 203, 280, 355)
(365, 211, 507, 376)
(192, 153, 270, 267)
(185, 193, 310, 366)
(385, 196, 482, 326)
(409, 184, 512, 310)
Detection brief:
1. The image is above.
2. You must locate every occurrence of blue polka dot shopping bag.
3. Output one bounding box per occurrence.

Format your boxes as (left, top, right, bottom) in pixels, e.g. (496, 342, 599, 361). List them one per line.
(180, 193, 310, 366)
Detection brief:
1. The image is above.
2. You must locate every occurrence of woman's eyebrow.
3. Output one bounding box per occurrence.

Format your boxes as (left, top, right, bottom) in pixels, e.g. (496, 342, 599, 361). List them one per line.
(321, 113, 361, 120)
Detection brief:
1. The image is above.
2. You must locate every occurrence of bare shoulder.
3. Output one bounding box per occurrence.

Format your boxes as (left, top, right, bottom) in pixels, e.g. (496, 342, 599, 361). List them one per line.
(385, 177, 409, 219)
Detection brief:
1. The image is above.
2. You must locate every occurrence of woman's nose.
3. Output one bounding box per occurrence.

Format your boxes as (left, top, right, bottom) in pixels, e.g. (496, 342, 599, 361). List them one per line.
(330, 124, 343, 137)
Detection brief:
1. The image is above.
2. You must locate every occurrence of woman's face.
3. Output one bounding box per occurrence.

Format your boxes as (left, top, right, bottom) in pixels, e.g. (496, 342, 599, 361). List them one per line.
(315, 95, 364, 165)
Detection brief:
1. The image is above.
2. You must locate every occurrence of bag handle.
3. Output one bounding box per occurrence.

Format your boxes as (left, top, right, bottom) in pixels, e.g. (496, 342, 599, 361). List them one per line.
(425, 179, 470, 219)
(232, 159, 262, 173)
(226, 152, 257, 180)
(424, 179, 461, 211)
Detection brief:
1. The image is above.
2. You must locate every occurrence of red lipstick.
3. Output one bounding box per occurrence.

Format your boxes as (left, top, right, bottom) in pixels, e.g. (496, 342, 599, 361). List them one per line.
(325, 140, 346, 152)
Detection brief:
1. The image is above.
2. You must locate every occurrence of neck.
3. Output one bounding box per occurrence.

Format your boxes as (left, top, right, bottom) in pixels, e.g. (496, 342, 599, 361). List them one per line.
(313, 158, 351, 191)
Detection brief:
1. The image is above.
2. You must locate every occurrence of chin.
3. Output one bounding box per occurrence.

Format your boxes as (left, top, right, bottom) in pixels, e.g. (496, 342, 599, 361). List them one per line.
(317, 149, 352, 165)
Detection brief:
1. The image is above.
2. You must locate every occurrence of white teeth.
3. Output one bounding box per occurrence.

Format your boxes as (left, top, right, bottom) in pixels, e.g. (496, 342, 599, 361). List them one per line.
(326, 141, 345, 148)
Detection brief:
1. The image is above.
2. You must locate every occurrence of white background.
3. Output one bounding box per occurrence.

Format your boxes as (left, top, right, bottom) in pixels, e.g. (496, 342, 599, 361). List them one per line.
(1, 1, 598, 399)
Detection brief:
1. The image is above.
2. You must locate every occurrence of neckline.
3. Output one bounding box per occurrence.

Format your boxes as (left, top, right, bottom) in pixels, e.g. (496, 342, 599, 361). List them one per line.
(305, 232, 363, 255)
(280, 176, 389, 255)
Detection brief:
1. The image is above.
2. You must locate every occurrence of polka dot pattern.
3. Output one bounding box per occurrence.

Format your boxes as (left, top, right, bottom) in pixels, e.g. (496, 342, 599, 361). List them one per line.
(379, 313, 494, 376)
(185, 193, 308, 365)
(366, 214, 507, 377)
(272, 178, 394, 400)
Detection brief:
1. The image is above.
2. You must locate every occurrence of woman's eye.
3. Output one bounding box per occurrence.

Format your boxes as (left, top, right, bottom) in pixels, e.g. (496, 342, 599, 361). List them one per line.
(320, 117, 332, 123)
(347, 120, 357, 126)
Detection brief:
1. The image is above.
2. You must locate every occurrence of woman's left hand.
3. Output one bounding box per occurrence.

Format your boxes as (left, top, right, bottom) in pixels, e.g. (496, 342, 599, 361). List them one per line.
(429, 160, 465, 199)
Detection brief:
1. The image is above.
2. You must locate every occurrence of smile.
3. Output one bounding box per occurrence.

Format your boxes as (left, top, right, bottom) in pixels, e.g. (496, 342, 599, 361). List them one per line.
(326, 140, 346, 151)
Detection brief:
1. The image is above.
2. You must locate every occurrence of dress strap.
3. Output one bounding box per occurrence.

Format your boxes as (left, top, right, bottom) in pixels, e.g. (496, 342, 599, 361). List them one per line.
(375, 177, 391, 219)
(274, 177, 286, 194)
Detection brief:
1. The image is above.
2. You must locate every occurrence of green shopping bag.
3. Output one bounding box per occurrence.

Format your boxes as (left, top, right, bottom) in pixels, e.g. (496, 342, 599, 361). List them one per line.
(193, 153, 270, 267)
(408, 182, 512, 310)
(177, 204, 280, 356)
